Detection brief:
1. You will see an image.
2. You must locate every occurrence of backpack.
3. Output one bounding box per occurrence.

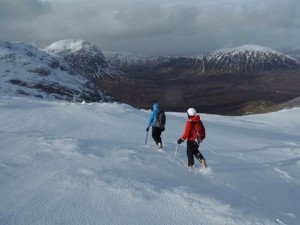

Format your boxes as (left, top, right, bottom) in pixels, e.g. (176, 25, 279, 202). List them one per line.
(156, 110, 166, 129)
(191, 121, 205, 144)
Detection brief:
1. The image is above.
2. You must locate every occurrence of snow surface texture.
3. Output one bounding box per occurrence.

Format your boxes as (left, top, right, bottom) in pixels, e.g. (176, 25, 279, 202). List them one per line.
(0, 97, 299, 225)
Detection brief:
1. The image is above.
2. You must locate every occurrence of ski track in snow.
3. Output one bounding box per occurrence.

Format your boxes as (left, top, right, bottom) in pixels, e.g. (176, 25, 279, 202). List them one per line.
(0, 97, 299, 225)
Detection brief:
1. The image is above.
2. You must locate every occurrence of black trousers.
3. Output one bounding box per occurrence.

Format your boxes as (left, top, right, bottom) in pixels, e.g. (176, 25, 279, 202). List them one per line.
(152, 126, 162, 145)
(187, 140, 205, 166)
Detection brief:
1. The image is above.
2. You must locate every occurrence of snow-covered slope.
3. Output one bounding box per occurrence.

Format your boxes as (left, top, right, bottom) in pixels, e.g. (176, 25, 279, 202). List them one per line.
(0, 40, 114, 102)
(0, 97, 299, 225)
(205, 45, 300, 73)
(45, 40, 125, 79)
(282, 47, 300, 61)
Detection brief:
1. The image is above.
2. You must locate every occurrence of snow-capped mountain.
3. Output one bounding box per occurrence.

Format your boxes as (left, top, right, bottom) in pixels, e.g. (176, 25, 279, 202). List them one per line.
(2, 39, 299, 114)
(45, 40, 125, 80)
(100, 45, 300, 115)
(104, 45, 300, 76)
(204, 45, 300, 73)
(0, 40, 114, 102)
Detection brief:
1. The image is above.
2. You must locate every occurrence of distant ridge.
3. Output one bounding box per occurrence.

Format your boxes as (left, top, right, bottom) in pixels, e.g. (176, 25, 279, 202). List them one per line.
(105, 44, 300, 74)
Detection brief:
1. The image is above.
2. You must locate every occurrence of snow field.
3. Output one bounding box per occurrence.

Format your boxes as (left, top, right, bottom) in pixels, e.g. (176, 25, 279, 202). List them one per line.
(0, 97, 299, 225)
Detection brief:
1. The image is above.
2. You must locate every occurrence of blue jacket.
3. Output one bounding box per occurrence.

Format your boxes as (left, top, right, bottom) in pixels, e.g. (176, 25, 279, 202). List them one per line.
(147, 103, 160, 128)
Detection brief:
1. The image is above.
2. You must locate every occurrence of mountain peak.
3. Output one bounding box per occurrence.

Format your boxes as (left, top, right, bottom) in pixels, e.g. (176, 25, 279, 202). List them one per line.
(45, 39, 125, 80)
(205, 45, 299, 73)
(211, 44, 279, 55)
(45, 39, 99, 55)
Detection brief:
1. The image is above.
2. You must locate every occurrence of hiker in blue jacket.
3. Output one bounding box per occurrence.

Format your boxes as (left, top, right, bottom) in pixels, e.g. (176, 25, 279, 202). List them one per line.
(146, 103, 166, 149)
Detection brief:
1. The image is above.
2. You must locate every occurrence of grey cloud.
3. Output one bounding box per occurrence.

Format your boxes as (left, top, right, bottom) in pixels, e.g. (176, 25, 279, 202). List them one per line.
(1, 0, 300, 55)
(0, 0, 50, 22)
(0, 0, 51, 43)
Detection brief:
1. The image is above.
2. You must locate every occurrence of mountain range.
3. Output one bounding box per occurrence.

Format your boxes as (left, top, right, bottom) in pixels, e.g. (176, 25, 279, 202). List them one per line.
(102, 44, 300, 114)
(105, 45, 299, 74)
(1, 39, 300, 115)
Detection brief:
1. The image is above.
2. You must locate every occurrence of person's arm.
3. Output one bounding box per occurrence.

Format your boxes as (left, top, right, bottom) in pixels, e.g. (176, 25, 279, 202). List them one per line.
(146, 111, 155, 128)
(181, 121, 191, 141)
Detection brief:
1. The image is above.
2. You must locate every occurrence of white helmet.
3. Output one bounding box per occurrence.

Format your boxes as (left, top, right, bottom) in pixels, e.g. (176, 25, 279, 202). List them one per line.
(187, 108, 196, 116)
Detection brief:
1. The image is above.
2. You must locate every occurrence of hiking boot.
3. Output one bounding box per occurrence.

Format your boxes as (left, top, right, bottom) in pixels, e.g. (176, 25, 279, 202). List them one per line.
(185, 163, 195, 169)
(200, 159, 207, 168)
(157, 143, 163, 149)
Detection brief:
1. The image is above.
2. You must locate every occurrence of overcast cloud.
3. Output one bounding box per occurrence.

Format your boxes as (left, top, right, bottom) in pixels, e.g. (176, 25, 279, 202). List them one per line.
(1, 0, 300, 55)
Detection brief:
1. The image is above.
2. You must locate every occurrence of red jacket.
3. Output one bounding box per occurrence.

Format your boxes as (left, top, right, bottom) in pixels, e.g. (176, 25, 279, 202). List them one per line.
(181, 115, 206, 141)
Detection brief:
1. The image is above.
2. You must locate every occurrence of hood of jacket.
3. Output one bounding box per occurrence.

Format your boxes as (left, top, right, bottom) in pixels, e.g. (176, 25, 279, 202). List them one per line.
(153, 103, 160, 111)
(188, 115, 200, 122)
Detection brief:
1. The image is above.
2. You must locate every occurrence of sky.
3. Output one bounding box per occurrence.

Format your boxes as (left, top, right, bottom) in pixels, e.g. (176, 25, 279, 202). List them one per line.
(1, 0, 300, 56)
(0, 97, 299, 225)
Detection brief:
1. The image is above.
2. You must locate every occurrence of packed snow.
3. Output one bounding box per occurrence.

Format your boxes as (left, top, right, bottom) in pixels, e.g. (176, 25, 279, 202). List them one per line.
(0, 97, 299, 225)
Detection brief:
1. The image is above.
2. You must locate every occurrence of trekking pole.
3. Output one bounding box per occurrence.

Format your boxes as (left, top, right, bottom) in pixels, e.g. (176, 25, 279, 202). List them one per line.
(174, 144, 179, 160)
(145, 131, 149, 145)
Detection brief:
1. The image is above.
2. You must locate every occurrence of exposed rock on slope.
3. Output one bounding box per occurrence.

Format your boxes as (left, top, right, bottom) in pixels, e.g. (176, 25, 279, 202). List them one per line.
(0, 40, 114, 102)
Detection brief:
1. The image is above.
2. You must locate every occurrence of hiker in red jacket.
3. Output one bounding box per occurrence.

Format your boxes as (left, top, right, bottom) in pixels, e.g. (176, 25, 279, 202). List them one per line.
(177, 108, 207, 168)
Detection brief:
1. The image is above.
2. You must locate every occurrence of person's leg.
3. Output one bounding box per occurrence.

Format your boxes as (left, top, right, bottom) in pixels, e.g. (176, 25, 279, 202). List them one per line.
(187, 141, 195, 166)
(195, 150, 205, 160)
(152, 126, 162, 145)
(190, 142, 204, 160)
(193, 142, 207, 167)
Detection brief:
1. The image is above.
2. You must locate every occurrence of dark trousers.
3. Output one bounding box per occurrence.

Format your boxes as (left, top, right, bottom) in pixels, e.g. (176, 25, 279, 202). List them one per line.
(152, 126, 162, 145)
(187, 140, 204, 166)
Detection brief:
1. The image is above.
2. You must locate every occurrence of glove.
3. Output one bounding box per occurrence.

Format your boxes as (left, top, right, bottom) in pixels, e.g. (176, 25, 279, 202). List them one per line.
(177, 138, 183, 144)
(161, 127, 165, 132)
(146, 127, 149, 132)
